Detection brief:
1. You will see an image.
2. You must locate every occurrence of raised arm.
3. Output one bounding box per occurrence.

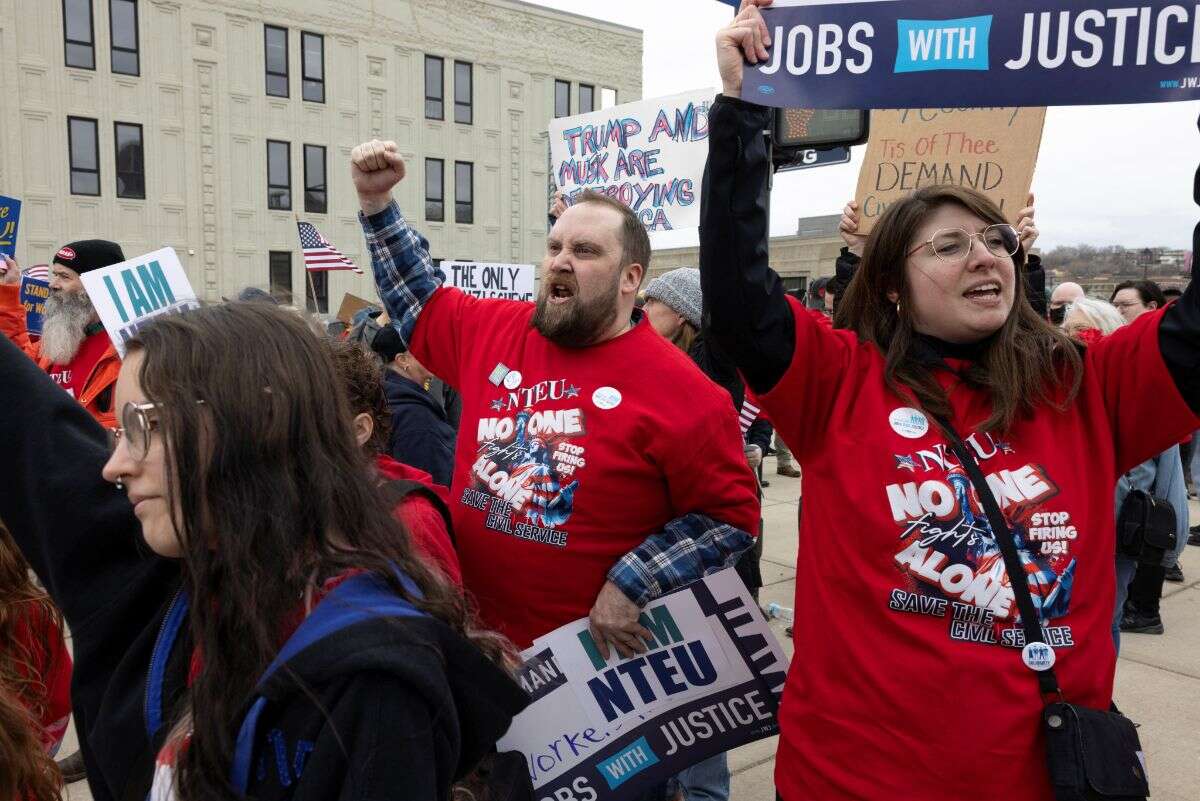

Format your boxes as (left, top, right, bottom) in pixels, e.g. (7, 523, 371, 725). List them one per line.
(352, 140, 446, 346)
(699, 2, 794, 396)
(1158, 138, 1200, 414)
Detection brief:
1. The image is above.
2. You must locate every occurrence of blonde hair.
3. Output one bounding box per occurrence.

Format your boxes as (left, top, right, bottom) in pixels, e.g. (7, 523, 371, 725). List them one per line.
(1065, 297, 1124, 335)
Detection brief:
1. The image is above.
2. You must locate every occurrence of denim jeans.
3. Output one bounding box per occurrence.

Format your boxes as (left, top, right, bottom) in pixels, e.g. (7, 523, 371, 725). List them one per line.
(676, 752, 730, 801)
(1113, 555, 1138, 652)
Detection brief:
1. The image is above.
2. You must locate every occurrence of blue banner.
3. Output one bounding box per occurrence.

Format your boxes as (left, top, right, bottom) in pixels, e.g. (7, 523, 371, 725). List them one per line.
(20, 274, 49, 336)
(0, 195, 21, 258)
(747, 0, 1200, 108)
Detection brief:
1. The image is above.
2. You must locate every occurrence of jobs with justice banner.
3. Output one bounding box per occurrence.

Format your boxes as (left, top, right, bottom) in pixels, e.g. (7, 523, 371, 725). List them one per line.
(498, 570, 788, 801)
(745, 0, 1200, 109)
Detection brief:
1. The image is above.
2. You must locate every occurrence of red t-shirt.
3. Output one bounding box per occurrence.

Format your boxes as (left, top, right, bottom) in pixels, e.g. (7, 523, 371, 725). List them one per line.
(410, 287, 759, 648)
(761, 298, 1200, 801)
(46, 329, 110, 402)
(375, 454, 463, 586)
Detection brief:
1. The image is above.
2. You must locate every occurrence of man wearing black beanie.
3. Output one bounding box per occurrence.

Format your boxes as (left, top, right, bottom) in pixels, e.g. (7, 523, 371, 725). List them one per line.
(0, 239, 126, 427)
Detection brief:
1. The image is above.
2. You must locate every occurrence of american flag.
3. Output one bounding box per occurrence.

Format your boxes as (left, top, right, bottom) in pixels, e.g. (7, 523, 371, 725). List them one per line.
(24, 264, 49, 281)
(297, 221, 362, 273)
(738, 398, 761, 437)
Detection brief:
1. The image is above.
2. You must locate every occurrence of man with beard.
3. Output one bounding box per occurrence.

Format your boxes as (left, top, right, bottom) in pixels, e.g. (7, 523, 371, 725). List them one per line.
(351, 139, 759, 660)
(0, 241, 125, 427)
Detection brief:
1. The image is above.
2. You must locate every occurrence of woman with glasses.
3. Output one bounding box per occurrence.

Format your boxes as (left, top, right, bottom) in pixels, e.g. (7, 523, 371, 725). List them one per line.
(0, 303, 527, 801)
(700, 4, 1200, 799)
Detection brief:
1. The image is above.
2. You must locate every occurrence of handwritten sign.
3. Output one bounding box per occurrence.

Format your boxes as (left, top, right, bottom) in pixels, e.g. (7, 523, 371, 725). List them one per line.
(854, 107, 1044, 233)
(747, 0, 1200, 109)
(550, 90, 713, 232)
(80, 247, 200, 357)
(19, 270, 49, 336)
(0, 196, 21, 258)
(499, 570, 787, 800)
(443, 261, 535, 302)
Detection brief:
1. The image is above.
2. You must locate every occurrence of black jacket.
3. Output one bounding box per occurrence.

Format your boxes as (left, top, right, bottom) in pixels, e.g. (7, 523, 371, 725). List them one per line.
(383, 370, 457, 487)
(699, 94, 1200, 415)
(0, 335, 528, 801)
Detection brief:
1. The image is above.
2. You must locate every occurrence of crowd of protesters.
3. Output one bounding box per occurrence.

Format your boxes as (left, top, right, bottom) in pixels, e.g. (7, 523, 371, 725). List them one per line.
(1, 1, 1199, 800)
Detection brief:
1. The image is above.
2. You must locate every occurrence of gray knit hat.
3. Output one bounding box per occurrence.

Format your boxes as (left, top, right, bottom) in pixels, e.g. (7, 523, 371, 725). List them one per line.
(644, 267, 702, 329)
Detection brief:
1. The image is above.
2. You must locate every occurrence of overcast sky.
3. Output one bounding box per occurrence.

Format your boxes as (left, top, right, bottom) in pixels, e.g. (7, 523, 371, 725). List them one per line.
(529, 0, 1200, 252)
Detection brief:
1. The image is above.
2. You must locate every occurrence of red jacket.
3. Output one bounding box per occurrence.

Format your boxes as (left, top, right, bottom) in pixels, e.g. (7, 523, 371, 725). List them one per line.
(11, 600, 72, 755)
(375, 455, 462, 586)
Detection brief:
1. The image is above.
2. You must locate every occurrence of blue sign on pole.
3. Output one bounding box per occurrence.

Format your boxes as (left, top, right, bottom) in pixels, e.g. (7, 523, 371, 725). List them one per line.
(0, 195, 21, 258)
(747, 0, 1200, 109)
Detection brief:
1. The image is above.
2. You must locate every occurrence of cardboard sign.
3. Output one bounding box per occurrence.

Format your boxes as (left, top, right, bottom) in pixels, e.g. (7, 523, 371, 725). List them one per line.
(747, 0, 1200, 109)
(550, 90, 713, 232)
(854, 107, 1044, 233)
(0, 195, 21, 258)
(443, 261, 535, 302)
(335, 292, 376, 324)
(19, 271, 49, 336)
(79, 247, 200, 357)
(498, 570, 788, 800)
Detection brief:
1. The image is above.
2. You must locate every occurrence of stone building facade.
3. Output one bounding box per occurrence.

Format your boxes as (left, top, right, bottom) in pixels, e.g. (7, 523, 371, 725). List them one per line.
(0, 0, 641, 309)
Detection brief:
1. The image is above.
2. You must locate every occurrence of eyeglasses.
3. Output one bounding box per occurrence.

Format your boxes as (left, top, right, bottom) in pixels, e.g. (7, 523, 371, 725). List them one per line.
(108, 402, 163, 462)
(1112, 300, 1144, 310)
(907, 225, 1020, 263)
(108, 399, 205, 461)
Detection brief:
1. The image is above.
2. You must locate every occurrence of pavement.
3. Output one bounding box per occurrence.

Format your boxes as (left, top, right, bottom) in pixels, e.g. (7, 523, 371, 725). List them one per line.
(57, 458, 1200, 801)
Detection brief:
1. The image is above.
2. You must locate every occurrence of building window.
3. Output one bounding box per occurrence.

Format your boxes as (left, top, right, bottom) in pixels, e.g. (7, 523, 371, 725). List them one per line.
(601, 87, 618, 109)
(554, 79, 570, 118)
(267, 140, 291, 210)
(301, 31, 324, 103)
(303, 144, 326, 214)
(109, 0, 139, 75)
(63, 0, 95, 69)
(269, 251, 293, 304)
(454, 60, 472, 125)
(455, 161, 473, 225)
(425, 158, 444, 222)
(114, 122, 144, 199)
(424, 55, 444, 120)
(68, 116, 100, 196)
(306, 270, 327, 314)
(579, 84, 594, 114)
(264, 25, 288, 97)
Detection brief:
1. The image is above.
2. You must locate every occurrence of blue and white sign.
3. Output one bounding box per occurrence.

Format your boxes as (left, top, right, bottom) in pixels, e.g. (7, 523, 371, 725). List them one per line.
(747, 0, 1200, 109)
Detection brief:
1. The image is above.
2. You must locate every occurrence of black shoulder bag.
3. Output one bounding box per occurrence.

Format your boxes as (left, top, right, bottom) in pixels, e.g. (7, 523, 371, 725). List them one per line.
(936, 417, 1150, 801)
(1115, 477, 1177, 564)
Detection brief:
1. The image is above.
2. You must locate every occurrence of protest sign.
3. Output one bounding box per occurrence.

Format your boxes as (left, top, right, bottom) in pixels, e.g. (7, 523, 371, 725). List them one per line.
(335, 292, 376, 324)
(443, 261, 535, 302)
(498, 570, 788, 801)
(19, 270, 49, 336)
(854, 107, 1045, 233)
(550, 90, 713, 232)
(80, 247, 200, 357)
(747, 0, 1200, 109)
(0, 196, 21, 258)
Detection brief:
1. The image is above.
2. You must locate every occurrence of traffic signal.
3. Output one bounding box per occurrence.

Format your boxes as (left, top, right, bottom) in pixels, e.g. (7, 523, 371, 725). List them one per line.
(771, 108, 869, 171)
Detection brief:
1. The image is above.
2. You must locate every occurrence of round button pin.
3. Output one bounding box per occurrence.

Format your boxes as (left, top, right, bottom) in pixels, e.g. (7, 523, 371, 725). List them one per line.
(1021, 641, 1056, 672)
(888, 407, 929, 439)
(592, 386, 622, 410)
(503, 370, 523, 390)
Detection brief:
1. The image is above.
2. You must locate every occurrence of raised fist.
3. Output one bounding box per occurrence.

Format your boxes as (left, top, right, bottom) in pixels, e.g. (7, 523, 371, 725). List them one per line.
(351, 140, 406, 214)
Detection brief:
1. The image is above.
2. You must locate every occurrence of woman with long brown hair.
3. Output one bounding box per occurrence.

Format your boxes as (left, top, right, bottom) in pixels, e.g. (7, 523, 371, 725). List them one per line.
(700, 4, 1200, 799)
(0, 524, 70, 801)
(0, 302, 527, 801)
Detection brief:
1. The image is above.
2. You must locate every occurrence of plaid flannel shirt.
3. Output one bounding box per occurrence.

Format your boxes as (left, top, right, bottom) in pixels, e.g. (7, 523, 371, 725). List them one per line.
(359, 200, 755, 607)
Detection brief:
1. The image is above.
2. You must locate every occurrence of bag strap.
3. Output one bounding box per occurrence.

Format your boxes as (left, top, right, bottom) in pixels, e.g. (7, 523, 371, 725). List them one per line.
(933, 415, 1063, 698)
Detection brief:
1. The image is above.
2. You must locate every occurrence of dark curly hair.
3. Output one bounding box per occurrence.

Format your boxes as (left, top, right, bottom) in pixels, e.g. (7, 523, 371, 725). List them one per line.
(325, 338, 391, 454)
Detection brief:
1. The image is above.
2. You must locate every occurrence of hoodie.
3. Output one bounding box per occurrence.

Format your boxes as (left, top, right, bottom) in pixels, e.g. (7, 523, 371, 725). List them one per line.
(382, 371, 456, 487)
(148, 572, 529, 801)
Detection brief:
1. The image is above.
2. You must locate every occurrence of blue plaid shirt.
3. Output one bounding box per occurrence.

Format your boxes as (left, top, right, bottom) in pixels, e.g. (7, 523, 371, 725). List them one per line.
(359, 200, 756, 606)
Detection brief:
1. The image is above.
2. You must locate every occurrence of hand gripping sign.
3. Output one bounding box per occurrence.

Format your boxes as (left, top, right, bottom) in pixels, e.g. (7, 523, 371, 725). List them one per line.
(747, 0, 1200, 109)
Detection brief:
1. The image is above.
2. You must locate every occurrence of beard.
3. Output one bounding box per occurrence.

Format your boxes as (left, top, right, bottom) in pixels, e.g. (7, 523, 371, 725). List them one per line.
(40, 289, 96, 365)
(531, 271, 622, 348)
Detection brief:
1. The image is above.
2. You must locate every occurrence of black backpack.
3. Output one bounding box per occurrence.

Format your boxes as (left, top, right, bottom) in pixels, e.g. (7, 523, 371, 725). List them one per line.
(1116, 483, 1177, 564)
